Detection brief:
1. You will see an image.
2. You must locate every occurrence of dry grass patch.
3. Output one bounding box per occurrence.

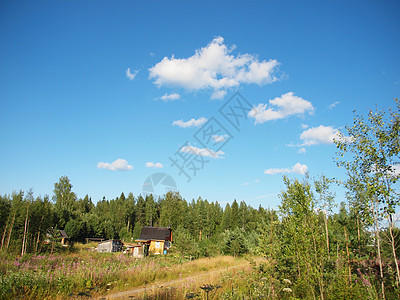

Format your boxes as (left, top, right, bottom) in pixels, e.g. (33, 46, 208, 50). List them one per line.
(101, 256, 246, 296)
(101, 256, 251, 299)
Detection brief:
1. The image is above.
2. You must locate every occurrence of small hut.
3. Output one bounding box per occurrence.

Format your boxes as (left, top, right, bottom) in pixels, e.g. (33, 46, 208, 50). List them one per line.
(45, 229, 69, 246)
(135, 227, 172, 255)
(97, 239, 123, 253)
(125, 243, 144, 258)
(59, 230, 69, 246)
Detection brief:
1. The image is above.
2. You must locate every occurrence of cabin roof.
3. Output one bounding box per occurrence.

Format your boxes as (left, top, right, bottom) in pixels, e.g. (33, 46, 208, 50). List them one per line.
(98, 239, 122, 244)
(138, 227, 172, 241)
(59, 230, 69, 239)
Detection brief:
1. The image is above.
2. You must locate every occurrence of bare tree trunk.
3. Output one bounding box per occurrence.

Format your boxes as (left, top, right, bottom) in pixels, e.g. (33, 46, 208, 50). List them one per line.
(344, 226, 352, 284)
(24, 219, 29, 255)
(324, 212, 330, 260)
(35, 215, 44, 254)
(21, 204, 29, 256)
(372, 200, 385, 300)
(312, 230, 324, 300)
(356, 216, 361, 254)
(51, 239, 54, 255)
(336, 243, 339, 278)
(35, 229, 41, 254)
(388, 214, 400, 286)
(1, 224, 8, 251)
(5, 213, 15, 251)
(383, 174, 400, 287)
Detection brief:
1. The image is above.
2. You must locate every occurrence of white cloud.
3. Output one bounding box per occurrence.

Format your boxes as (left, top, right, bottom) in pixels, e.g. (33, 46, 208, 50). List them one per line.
(211, 90, 227, 100)
(145, 162, 164, 169)
(264, 162, 308, 175)
(126, 68, 138, 80)
(301, 124, 309, 129)
(254, 179, 260, 184)
(300, 125, 339, 146)
(149, 36, 280, 99)
(160, 93, 181, 102)
(212, 134, 228, 144)
(298, 147, 307, 154)
(264, 167, 289, 175)
(328, 101, 340, 110)
(172, 117, 207, 128)
(97, 159, 133, 171)
(387, 164, 400, 178)
(391, 165, 400, 174)
(180, 145, 225, 158)
(249, 92, 314, 124)
(242, 182, 249, 186)
(292, 163, 308, 175)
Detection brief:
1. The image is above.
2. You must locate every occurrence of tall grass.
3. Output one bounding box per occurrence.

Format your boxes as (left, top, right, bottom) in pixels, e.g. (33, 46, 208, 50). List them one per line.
(0, 249, 245, 299)
(1, 250, 383, 299)
(127, 257, 391, 300)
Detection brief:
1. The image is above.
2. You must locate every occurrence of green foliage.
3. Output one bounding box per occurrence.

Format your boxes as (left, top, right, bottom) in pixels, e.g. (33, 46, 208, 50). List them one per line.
(256, 209, 280, 259)
(53, 176, 77, 229)
(277, 177, 327, 296)
(335, 99, 400, 293)
(172, 226, 198, 257)
(335, 99, 400, 222)
(223, 228, 248, 256)
(64, 219, 85, 242)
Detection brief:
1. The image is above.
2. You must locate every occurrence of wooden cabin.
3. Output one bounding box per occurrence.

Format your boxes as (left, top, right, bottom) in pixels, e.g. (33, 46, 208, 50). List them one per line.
(45, 229, 69, 246)
(59, 230, 69, 246)
(124, 243, 144, 258)
(135, 227, 172, 255)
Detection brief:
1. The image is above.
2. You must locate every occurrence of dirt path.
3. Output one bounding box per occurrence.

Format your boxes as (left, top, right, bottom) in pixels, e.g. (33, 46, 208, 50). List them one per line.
(98, 261, 249, 299)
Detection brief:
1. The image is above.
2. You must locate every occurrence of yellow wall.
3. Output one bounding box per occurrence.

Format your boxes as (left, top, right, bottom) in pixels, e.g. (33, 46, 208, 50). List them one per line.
(149, 240, 164, 254)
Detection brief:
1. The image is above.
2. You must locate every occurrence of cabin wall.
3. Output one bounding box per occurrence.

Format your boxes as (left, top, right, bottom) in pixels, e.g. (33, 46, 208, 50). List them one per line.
(149, 240, 164, 254)
(97, 241, 112, 253)
(97, 240, 123, 253)
(133, 246, 144, 258)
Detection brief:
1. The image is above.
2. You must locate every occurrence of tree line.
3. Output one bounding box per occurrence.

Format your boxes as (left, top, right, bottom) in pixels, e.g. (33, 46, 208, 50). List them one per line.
(0, 177, 272, 254)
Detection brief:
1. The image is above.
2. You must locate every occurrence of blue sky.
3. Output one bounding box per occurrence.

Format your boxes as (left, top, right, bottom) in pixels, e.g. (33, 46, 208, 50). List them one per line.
(1, 0, 399, 209)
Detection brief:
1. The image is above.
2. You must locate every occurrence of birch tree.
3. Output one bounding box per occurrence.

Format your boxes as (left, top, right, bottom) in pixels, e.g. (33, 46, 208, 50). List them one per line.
(314, 175, 335, 259)
(335, 99, 400, 298)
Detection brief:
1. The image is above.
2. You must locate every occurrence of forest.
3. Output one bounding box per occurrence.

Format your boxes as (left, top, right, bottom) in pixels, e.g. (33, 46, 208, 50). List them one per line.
(0, 100, 399, 299)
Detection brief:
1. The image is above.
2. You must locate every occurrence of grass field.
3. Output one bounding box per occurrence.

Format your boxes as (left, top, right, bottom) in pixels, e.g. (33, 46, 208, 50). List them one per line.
(0, 245, 253, 299)
(1, 244, 382, 299)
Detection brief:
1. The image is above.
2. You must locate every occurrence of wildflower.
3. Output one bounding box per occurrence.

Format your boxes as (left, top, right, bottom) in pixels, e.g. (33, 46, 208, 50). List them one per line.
(283, 279, 292, 285)
(283, 288, 292, 293)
